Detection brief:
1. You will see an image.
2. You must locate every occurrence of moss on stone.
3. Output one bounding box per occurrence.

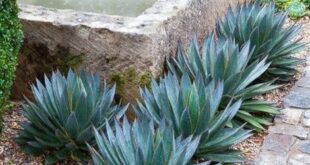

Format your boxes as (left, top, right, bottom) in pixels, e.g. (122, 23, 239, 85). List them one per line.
(11, 43, 84, 101)
(27, 44, 84, 74)
(110, 68, 152, 99)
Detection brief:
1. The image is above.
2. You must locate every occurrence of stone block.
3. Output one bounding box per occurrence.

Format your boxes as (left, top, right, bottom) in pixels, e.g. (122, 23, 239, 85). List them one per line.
(287, 140, 310, 165)
(288, 151, 310, 165)
(254, 151, 287, 165)
(284, 87, 310, 109)
(296, 76, 310, 89)
(274, 108, 303, 125)
(13, 0, 245, 104)
(299, 141, 310, 154)
(269, 123, 308, 139)
(261, 133, 296, 154)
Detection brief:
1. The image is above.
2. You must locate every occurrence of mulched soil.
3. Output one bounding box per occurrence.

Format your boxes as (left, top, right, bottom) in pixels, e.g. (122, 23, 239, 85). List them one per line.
(0, 17, 309, 165)
(0, 104, 43, 165)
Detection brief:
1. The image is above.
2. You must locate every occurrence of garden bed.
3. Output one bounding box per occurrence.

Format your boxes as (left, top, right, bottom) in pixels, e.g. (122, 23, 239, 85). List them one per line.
(1, 17, 309, 164)
(0, 1, 309, 165)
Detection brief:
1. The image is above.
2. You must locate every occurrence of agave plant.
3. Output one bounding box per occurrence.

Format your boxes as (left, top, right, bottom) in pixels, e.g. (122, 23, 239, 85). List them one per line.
(167, 34, 279, 131)
(134, 73, 252, 163)
(15, 70, 128, 164)
(216, 2, 304, 81)
(88, 117, 201, 165)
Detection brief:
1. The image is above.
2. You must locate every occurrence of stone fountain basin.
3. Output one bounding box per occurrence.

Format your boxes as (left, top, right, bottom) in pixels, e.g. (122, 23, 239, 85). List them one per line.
(13, 0, 243, 104)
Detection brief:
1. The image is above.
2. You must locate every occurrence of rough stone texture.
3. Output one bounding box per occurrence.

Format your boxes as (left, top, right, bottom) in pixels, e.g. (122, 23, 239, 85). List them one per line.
(254, 151, 287, 165)
(304, 66, 310, 77)
(296, 76, 310, 89)
(12, 0, 244, 103)
(274, 108, 303, 125)
(261, 133, 296, 154)
(287, 140, 310, 165)
(302, 111, 310, 127)
(305, 111, 310, 118)
(288, 155, 310, 165)
(302, 118, 310, 128)
(299, 142, 310, 154)
(268, 124, 308, 139)
(284, 87, 310, 109)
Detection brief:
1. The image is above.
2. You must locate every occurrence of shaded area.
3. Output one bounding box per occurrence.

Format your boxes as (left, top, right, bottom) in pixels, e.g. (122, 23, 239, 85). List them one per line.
(11, 40, 83, 101)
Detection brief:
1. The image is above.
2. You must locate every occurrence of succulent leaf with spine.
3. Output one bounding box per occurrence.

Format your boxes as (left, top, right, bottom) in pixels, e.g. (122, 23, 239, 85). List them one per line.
(16, 70, 128, 164)
(88, 117, 201, 165)
(216, 2, 304, 82)
(134, 73, 252, 163)
(167, 34, 280, 131)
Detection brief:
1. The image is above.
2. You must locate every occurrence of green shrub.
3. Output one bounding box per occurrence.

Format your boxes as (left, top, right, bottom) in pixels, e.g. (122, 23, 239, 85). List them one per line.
(303, 0, 310, 7)
(88, 117, 200, 165)
(167, 35, 279, 131)
(15, 70, 128, 164)
(134, 73, 252, 163)
(259, 0, 308, 13)
(0, 0, 23, 110)
(287, 1, 306, 17)
(217, 2, 304, 81)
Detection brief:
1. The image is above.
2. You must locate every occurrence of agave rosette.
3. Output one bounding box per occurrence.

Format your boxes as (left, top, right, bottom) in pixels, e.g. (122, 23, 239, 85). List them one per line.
(134, 73, 251, 163)
(16, 70, 127, 164)
(88, 117, 200, 165)
(167, 34, 280, 131)
(216, 2, 304, 81)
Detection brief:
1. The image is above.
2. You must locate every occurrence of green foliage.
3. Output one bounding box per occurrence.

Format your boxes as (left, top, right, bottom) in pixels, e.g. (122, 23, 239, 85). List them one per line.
(259, 0, 309, 17)
(0, 0, 23, 110)
(167, 35, 279, 131)
(276, 0, 293, 10)
(15, 70, 128, 164)
(88, 117, 200, 165)
(134, 73, 252, 163)
(217, 2, 304, 82)
(287, 1, 306, 17)
(303, 0, 310, 7)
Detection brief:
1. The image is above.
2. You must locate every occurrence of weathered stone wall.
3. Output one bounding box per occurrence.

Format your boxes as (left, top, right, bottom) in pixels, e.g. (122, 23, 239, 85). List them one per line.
(12, 0, 244, 104)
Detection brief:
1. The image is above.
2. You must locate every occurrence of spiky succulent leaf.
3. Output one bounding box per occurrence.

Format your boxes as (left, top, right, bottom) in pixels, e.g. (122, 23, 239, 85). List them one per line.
(216, 2, 304, 82)
(167, 35, 279, 131)
(88, 117, 200, 165)
(134, 73, 252, 163)
(16, 70, 128, 164)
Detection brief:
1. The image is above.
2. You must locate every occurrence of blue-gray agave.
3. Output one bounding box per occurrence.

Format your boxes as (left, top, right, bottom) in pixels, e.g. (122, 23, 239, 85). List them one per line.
(216, 2, 304, 81)
(134, 73, 252, 163)
(88, 117, 200, 165)
(15, 70, 128, 164)
(167, 34, 279, 131)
